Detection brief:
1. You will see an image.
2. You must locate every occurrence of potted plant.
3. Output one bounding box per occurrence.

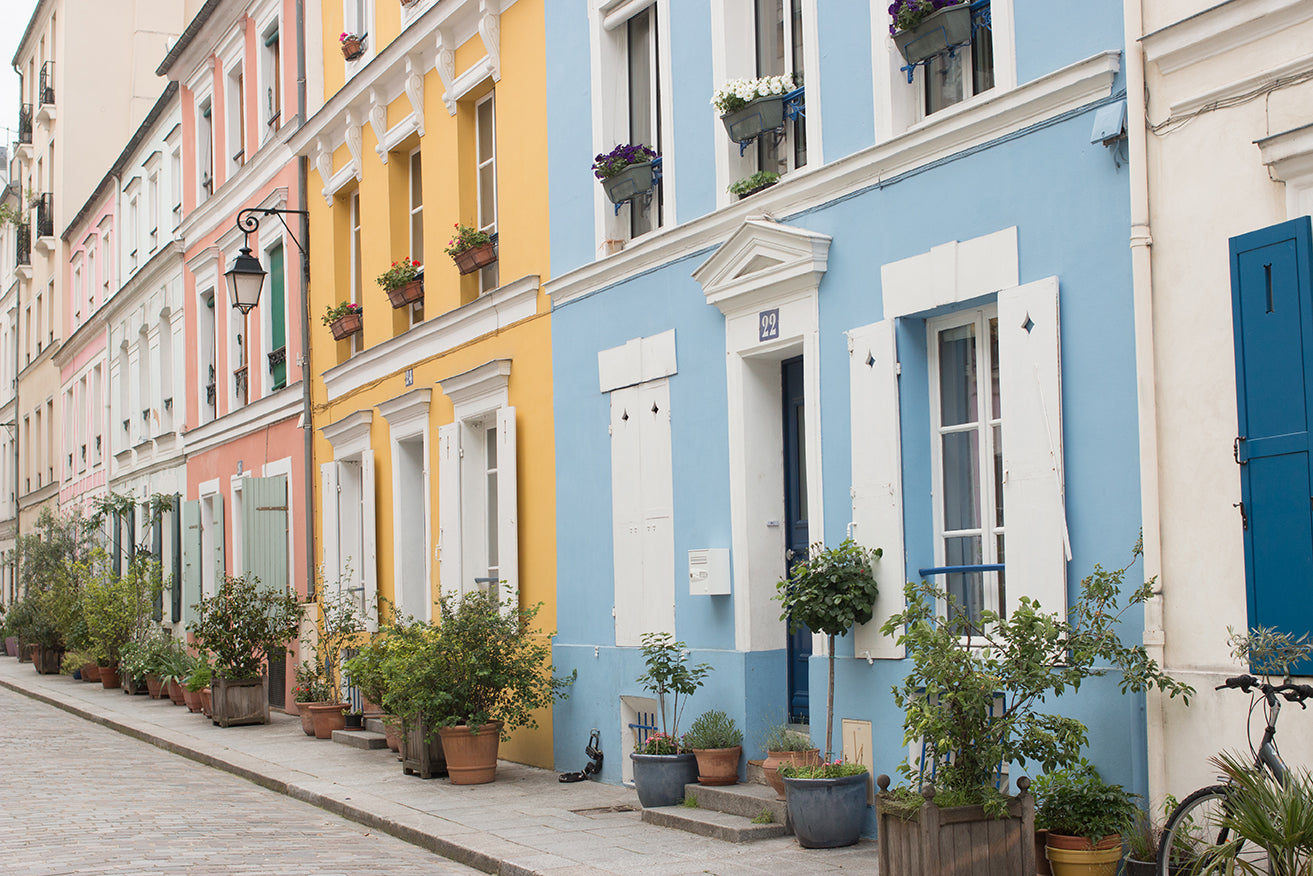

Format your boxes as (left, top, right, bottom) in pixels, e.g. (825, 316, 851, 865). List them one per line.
(188, 573, 303, 727)
(593, 144, 659, 206)
(183, 653, 212, 713)
(444, 224, 496, 276)
(1034, 760, 1139, 875)
(323, 301, 363, 341)
(889, 0, 972, 65)
(760, 722, 820, 800)
(340, 31, 365, 61)
(292, 660, 333, 736)
(371, 620, 449, 777)
(304, 587, 368, 739)
(344, 708, 365, 730)
(83, 554, 163, 690)
(377, 258, 424, 307)
(1122, 800, 1184, 876)
(728, 171, 780, 200)
(774, 538, 881, 848)
(424, 590, 574, 784)
(630, 631, 710, 807)
(682, 709, 743, 786)
(711, 74, 795, 144)
(875, 543, 1194, 876)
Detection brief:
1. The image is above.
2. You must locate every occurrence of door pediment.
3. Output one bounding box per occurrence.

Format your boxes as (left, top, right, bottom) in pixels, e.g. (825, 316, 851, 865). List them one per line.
(693, 219, 831, 315)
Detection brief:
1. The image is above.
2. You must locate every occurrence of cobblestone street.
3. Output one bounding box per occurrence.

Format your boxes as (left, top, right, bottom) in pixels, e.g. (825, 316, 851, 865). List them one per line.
(0, 687, 480, 875)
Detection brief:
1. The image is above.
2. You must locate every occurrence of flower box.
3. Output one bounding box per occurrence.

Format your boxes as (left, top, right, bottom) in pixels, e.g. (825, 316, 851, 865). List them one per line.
(602, 161, 657, 205)
(736, 180, 777, 200)
(401, 716, 448, 779)
(720, 94, 786, 144)
(341, 37, 365, 61)
(330, 311, 363, 341)
(211, 676, 270, 728)
(386, 277, 424, 308)
(893, 5, 973, 65)
(452, 242, 497, 276)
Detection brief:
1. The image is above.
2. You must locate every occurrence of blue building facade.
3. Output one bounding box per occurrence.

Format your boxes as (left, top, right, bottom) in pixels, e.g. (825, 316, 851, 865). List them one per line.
(546, 0, 1144, 835)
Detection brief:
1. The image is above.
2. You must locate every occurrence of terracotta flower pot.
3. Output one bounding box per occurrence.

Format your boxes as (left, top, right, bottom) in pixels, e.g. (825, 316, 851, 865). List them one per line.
(200, 687, 212, 717)
(296, 701, 325, 736)
(761, 748, 820, 800)
(168, 679, 186, 705)
(82, 662, 101, 683)
(4, 636, 16, 657)
(329, 311, 363, 340)
(341, 37, 364, 61)
(385, 277, 424, 308)
(382, 716, 402, 752)
(308, 702, 349, 739)
(100, 664, 121, 690)
(692, 746, 742, 786)
(145, 675, 163, 699)
(1045, 833, 1123, 876)
(183, 687, 203, 713)
(439, 721, 503, 785)
(451, 242, 496, 276)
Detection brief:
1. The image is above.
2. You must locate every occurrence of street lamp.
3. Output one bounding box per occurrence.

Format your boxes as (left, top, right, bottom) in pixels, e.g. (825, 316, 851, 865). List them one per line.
(224, 206, 309, 313)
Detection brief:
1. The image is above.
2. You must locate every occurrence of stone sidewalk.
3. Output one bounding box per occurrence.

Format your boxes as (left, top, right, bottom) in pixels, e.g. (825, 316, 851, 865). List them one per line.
(0, 658, 875, 875)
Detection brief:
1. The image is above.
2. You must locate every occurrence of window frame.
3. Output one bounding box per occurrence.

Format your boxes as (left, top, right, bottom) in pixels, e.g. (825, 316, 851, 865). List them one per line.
(474, 92, 498, 293)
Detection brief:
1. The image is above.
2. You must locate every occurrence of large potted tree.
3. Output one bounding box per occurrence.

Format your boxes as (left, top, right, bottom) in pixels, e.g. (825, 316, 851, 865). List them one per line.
(425, 590, 574, 785)
(83, 554, 162, 689)
(875, 543, 1194, 876)
(774, 538, 881, 848)
(630, 631, 710, 807)
(188, 574, 303, 727)
(304, 587, 368, 739)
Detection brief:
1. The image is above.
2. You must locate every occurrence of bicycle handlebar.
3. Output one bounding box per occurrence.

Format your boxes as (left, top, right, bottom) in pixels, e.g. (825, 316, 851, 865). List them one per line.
(1217, 674, 1313, 704)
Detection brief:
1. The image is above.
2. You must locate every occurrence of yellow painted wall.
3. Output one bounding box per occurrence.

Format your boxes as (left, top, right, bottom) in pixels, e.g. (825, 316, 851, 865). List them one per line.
(308, 0, 556, 768)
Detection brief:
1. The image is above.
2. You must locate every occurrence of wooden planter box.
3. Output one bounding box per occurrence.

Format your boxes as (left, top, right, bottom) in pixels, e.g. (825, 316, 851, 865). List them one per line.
(34, 644, 64, 674)
(341, 37, 364, 61)
(875, 775, 1035, 876)
(211, 676, 269, 727)
(452, 242, 496, 276)
(329, 311, 363, 341)
(401, 716, 448, 779)
(385, 277, 424, 307)
(893, 5, 973, 65)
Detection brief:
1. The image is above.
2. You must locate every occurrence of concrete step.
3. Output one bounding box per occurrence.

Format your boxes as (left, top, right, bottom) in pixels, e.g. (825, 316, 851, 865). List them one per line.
(682, 781, 788, 826)
(331, 729, 388, 749)
(364, 716, 387, 735)
(641, 804, 788, 843)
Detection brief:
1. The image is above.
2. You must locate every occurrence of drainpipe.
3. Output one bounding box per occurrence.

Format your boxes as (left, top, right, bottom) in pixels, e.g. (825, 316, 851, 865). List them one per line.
(296, 0, 316, 601)
(1123, 0, 1167, 812)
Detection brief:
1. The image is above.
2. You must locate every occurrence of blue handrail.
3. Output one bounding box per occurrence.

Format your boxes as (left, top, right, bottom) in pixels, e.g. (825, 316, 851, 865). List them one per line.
(917, 563, 1004, 577)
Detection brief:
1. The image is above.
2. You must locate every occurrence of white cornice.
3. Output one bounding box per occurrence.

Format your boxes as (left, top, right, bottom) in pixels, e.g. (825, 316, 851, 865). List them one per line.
(1141, 0, 1313, 75)
(547, 51, 1120, 308)
(322, 274, 540, 402)
(693, 219, 831, 315)
(438, 359, 510, 419)
(377, 387, 431, 437)
(322, 409, 374, 458)
(1259, 123, 1313, 182)
(181, 384, 301, 457)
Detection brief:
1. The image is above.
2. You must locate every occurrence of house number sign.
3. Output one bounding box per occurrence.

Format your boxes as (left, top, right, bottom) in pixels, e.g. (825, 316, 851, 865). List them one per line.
(759, 308, 780, 342)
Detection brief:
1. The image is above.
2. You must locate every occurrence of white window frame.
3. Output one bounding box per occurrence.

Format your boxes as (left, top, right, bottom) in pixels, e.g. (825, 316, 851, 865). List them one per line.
(197, 95, 215, 201)
(474, 93, 497, 294)
(927, 305, 1004, 622)
(380, 388, 432, 622)
(258, 14, 283, 140)
(343, 0, 376, 76)
(408, 147, 425, 324)
(349, 190, 362, 354)
(320, 411, 378, 630)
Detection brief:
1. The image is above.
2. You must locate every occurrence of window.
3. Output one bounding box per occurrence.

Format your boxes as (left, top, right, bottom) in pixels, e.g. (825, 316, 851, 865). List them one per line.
(198, 99, 214, 200)
(350, 191, 362, 353)
(86, 246, 96, 312)
(321, 411, 378, 629)
(72, 263, 82, 321)
(267, 243, 286, 389)
(158, 313, 174, 432)
(922, 2, 995, 115)
(92, 364, 103, 462)
(626, 6, 661, 238)
(101, 229, 112, 301)
(128, 195, 139, 271)
(117, 342, 130, 450)
(408, 148, 424, 322)
(437, 362, 518, 609)
(227, 63, 245, 172)
(474, 94, 497, 292)
(754, 0, 806, 173)
(147, 173, 159, 252)
(380, 389, 431, 622)
(199, 290, 216, 422)
(343, 0, 373, 68)
(262, 25, 282, 134)
(170, 147, 182, 226)
(138, 326, 152, 442)
(928, 308, 1003, 624)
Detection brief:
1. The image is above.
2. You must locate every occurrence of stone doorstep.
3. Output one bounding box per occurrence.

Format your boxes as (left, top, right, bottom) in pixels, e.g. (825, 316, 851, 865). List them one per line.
(682, 781, 789, 826)
(331, 729, 388, 750)
(641, 804, 788, 843)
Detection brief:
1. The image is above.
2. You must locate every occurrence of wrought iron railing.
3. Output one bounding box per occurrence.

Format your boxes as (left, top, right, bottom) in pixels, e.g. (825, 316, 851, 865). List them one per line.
(17, 103, 32, 143)
(15, 224, 30, 267)
(35, 193, 53, 238)
(39, 61, 54, 105)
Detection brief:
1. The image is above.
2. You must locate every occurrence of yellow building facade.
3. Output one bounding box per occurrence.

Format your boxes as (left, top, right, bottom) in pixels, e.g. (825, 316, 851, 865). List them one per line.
(291, 0, 555, 767)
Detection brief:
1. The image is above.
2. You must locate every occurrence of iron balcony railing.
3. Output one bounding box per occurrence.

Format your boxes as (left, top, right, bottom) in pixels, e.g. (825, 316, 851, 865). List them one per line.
(15, 223, 30, 267)
(39, 61, 54, 106)
(35, 193, 53, 238)
(17, 103, 32, 143)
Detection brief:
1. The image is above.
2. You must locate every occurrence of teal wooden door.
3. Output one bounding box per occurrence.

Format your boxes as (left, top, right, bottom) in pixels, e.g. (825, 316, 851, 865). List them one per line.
(1230, 216, 1313, 673)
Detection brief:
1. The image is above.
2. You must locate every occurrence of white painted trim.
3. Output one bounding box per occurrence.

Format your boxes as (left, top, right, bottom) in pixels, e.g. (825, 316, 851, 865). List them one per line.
(1258, 123, 1313, 220)
(176, 122, 298, 247)
(438, 359, 511, 420)
(550, 51, 1119, 307)
(323, 274, 538, 401)
(1154, 54, 1313, 122)
(1140, 0, 1313, 75)
(182, 385, 302, 456)
(380, 388, 432, 622)
(378, 386, 432, 434)
(321, 409, 374, 458)
(694, 219, 831, 315)
(597, 329, 676, 393)
(881, 227, 1019, 318)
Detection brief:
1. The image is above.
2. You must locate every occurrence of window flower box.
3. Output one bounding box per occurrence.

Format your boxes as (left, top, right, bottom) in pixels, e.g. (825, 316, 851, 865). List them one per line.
(340, 32, 365, 61)
(452, 243, 496, 275)
(323, 301, 363, 340)
(386, 277, 424, 306)
(444, 225, 497, 275)
(892, 3, 972, 65)
(378, 259, 426, 306)
(594, 144, 659, 206)
(712, 75, 795, 145)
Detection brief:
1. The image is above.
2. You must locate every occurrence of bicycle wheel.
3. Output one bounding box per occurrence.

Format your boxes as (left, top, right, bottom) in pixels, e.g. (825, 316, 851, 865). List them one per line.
(1158, 784, 1269, 874)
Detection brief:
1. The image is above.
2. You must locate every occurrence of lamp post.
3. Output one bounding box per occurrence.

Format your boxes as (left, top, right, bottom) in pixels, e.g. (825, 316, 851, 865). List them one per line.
(224, 206, 308, 313)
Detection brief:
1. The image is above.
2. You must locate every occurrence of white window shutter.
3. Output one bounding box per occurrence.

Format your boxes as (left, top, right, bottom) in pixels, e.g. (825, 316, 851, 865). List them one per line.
(998, 276, 1068, 616)
(437, 423, 462, 600)
(320, 461, 340, 597)
(848, 319, 905, 659)
(181, 500, 202, 629)
(496, 407, 518, 613)
(638, 380, 675, 638)
(610, 387, 642, 645)
(361, 454, 378, 632)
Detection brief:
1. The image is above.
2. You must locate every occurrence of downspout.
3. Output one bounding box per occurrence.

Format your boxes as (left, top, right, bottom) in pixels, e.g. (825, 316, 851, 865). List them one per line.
(1123, 0, 1167, 811)
(296, 0, 315, 601)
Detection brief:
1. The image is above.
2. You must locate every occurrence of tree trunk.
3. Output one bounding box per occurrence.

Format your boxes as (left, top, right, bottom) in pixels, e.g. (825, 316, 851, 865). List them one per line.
(826, 633, 836, 762)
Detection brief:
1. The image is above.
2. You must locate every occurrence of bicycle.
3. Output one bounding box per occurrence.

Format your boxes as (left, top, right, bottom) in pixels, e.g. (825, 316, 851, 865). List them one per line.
(1158, 673, 1313, 874)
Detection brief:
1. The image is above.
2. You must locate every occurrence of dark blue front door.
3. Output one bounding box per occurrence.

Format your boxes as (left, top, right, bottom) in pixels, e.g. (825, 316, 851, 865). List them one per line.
(1230, 217, 1313, 673)
(783, 357, 811, 722)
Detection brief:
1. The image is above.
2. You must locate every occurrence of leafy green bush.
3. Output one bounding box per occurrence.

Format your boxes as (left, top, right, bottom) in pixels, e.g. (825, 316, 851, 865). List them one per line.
(683, 710, 743, 750)
(188, 574, 303, 680)
(728, 171, 780, 196)
(1033, 759, 1139, 842)
(83, 555, 163, 665)
(635, 631, 711, 747)
(185, 653, 212, 692)
(762, 722, 813, 752)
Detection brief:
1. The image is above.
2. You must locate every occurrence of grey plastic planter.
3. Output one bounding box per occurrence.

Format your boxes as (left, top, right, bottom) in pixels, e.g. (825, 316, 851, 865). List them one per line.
(783, 772, 868, 848)
(630, 752, 698, 808)
(893, 5, 973, 65)
(720, 94, 786, 143)
(602, 161, 656, 205)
